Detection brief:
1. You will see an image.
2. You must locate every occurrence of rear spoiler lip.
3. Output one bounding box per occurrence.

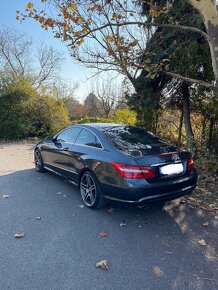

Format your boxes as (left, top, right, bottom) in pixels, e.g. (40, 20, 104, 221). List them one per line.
(159, 152, 179, 158)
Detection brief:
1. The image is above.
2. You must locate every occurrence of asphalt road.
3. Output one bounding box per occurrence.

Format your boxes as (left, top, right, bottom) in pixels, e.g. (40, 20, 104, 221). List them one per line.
(0, 144, 217, 290)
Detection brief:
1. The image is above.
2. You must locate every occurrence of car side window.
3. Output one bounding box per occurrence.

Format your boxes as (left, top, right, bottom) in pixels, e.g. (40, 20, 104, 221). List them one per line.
(75, 129, 102, 148)
(56, 127, 82, 143)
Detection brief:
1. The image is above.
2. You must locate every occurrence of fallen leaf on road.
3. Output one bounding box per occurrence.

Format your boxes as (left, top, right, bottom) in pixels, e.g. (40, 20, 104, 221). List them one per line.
(154, 266, 164, 277)
(99, 231, 108, 237)
(198, 239, 206, 246)
(203, 222, 209, 227)
(188, 197, 196, 202)
(179, 199, 186, 204)
(36, 217, 42, 220)
(79, 204, 84, 208)
(107, 207, 115, 214)
(120, 221, 127, 227)
(96, 260, 108, 269)
(2, 194, 10, 199)
(14, 233, 24, 238)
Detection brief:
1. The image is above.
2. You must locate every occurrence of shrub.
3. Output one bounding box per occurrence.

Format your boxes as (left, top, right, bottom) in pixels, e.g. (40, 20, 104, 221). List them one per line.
(0, 79, 70, 139)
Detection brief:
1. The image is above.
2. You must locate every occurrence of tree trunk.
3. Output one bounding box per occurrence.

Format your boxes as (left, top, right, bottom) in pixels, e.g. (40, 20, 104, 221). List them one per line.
(153, 113, 159, 134)
(205, 13, 218, 99)
(201, 115, 207, 149)
(178, 109, 183, 147)
(181, 83, 196, 151)
(190, 0, 218, 98)
(208, 117, 214, 150)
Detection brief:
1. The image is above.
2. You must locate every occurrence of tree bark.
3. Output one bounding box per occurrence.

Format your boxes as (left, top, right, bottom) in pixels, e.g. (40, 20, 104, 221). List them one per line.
(208, 117, 214, 150)
(189, 0, 218, 97)
(181, 83, 196, 151)
(178, 109, 183, 147)
(201, 115, 207, 149)
(152, 113, 159, 134)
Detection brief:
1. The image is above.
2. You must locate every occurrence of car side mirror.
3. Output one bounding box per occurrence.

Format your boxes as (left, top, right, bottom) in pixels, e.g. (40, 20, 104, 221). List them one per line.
(45, 136, 53, 143)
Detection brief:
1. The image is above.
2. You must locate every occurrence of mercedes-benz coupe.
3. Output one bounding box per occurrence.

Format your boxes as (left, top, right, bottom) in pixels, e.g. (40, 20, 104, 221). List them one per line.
(34, 124, 198, 208)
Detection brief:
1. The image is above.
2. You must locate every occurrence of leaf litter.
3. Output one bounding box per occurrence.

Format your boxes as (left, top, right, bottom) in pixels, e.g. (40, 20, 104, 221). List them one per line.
(99, 231, 108, 237)
(14, 233, 24, 238)
(2, 194, 10, 199)
(96, 260, 108, 270)
(120, 221, 127, 227)
(153, 266, 164, 277)
(198, 239, 207, 246)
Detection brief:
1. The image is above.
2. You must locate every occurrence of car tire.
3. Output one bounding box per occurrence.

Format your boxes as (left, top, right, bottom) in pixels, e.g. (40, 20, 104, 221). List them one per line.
(34, 149, 46, 172)
(80, 171, 106, 209)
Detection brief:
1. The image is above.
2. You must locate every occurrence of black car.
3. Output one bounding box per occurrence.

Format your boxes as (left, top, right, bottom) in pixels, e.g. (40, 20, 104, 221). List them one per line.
(34, 123, 198, 208)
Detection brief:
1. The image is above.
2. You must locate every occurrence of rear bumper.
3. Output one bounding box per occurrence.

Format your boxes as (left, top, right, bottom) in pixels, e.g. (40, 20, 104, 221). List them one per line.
(103, 184, 196, 204)
(101, 169, 198, 204)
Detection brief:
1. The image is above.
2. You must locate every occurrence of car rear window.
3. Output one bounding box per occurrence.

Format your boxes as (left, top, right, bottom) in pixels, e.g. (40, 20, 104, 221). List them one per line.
(101, 126, 166, 152)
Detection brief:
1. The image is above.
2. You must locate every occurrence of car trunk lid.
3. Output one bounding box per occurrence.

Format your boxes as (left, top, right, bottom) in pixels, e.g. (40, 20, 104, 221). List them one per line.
(132, 145, 188, 181)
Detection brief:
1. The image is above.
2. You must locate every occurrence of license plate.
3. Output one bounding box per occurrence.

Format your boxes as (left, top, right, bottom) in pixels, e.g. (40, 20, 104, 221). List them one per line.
(160, 163, 183, 176)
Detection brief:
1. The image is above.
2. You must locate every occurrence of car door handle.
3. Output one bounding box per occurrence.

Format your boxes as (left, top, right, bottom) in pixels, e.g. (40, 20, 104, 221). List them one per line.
(62, 147, 70, 152)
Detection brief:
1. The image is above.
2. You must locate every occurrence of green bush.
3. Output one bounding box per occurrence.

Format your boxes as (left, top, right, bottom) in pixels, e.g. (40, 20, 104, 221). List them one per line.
(29, 95, 70, 137)
(195, 152, 218, 175)
(77, 116, 113, 124)
(77, 109, 136, 126)
(0, 79, 36, 139)
(113, 109, 136, 125)
(0, 79, 70, 139)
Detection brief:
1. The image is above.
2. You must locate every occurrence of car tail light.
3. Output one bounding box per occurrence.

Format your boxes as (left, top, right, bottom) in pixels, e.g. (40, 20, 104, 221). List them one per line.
(112, 162, 155, 179)
(187, 156, 194, 170)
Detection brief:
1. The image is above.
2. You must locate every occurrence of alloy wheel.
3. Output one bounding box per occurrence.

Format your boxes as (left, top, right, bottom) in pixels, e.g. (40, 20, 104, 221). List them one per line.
(80, 173, 97, 206)
(34, 150, 42, 171)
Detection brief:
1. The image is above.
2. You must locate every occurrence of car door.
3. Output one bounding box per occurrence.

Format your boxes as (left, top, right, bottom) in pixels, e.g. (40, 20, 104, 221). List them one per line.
(69, 128, 103, 182)
(43, 127, 82, 177)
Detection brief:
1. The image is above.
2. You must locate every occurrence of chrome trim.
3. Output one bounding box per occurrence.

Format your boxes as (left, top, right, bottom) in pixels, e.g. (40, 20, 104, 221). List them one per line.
(44, 163, 78, 174)
(44, 166, 63, 177)
(53, 126, 104, 150)
(67, 180, 78, 186)
(44, 166, 78, 186)
(137, 185, 194, 202)
(72, 142, 104, 151)
(73, 126, 104, 151)
(151, 162, 168, 166)
(103, 185, 195, 204)
(152, 161, 182, 167)
(103, 195, 136, 203)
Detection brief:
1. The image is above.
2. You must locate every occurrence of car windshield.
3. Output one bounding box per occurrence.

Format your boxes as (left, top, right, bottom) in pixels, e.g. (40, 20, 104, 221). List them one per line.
(101, 126, 167, 153)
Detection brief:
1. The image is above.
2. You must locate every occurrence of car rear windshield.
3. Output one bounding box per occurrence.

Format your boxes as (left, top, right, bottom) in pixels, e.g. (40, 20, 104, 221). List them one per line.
(101, 126, 166, 152)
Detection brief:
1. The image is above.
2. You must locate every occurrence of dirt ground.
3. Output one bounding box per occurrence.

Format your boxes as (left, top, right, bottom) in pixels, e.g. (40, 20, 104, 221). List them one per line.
(0, 143, 34, 174)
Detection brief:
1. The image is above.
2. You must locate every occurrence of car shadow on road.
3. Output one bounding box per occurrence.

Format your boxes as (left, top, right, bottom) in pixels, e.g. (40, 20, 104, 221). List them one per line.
(0, 168, 217, 290)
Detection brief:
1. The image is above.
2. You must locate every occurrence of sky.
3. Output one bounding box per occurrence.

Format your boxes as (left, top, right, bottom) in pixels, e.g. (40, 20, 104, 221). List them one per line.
(0, 0, 98, 102)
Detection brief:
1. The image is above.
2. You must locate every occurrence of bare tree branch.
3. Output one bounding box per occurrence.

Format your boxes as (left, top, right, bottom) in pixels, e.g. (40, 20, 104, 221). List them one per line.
(163, 71, 213, 88)
(0, 27, 64, 89)
(72, 21, 209, 44)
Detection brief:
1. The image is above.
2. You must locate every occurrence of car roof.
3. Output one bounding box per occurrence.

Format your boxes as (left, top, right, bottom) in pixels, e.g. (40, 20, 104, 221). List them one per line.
(75, 123, 124, 130)
(73, 123, 127, 132)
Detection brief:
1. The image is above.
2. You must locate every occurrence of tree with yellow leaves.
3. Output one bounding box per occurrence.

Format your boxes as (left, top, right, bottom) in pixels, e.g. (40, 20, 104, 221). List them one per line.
(19, 0, 218, 98)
